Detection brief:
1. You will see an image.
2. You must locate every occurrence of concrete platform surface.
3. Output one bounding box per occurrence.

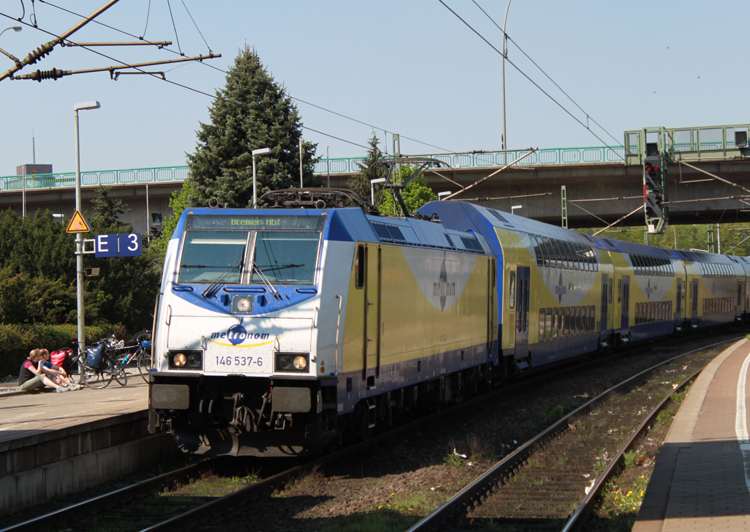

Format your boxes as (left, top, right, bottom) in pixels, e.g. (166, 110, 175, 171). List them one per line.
(0, 378, 148, 444)
(634, 338, 750, 532)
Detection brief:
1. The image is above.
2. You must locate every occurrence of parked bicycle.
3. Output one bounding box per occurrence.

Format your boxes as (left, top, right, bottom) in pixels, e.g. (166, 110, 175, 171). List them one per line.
(66, 336, 128, 388)
(115, 330, 152, 383)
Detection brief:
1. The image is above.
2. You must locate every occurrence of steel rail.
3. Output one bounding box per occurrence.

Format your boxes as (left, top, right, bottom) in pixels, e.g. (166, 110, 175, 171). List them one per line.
(406, 336, 742, 532)
(0, 458, 223, 532)
(560, 359, 705, 531)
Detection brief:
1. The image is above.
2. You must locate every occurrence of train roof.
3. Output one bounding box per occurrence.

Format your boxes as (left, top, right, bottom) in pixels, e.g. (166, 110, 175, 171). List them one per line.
(417, 200, 741, 264)
(176, 207, 488, 255)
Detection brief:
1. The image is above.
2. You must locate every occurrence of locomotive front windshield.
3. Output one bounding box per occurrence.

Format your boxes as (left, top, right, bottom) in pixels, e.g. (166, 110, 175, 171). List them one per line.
(177, 214, 325, 286)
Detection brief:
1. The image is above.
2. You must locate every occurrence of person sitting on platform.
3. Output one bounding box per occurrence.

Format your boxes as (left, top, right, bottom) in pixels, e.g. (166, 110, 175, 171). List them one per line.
(39, 348, 75, 389)
(18, 349, 69, 393)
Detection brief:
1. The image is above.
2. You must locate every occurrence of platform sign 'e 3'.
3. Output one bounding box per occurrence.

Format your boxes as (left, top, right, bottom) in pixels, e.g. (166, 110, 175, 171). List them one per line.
(95, 233, 142, 258)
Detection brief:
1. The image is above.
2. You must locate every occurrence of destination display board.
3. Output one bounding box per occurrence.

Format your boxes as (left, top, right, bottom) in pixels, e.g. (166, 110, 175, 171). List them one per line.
(185, 214, 326, 231)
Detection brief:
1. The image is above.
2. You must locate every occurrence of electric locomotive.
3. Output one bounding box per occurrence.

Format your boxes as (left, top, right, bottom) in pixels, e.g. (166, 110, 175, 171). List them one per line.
(149, 193, 497, 457)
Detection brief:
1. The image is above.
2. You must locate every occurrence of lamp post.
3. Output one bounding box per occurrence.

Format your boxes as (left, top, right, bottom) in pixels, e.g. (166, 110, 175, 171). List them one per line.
(74, 100, 100, 360)
(370, 177, 386, 205)
(437, 191, 452, 201)
(252, 147, 271, 208)
(0, 26, 21, 38)
(501, 0, 511, 163)
(511, 205, 522, 215)
(0, 26, 22, 72)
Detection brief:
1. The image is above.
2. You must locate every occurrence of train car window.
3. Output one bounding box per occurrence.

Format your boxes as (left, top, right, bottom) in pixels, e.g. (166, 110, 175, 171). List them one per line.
(355, 245, 365, 289)
(552, 308, 559, 339)
(544, 308, 557, 340)
(541, 238, 553, 268)
(539, 308, 546, 341)
(251, 231, 321, 285)
(608, 279, 613, 304)
(618, 279, 622, 303)
(508, 271, 516, 308)
(563, 308, 570, 337)
(178, 231, 248, 284)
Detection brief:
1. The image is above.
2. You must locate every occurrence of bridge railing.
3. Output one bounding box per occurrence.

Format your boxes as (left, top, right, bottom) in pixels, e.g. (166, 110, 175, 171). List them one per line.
(625, 124, 750, 165)
(0, 145, 630, 191)
(312, 145, 626, 174)
(0, 166, 190, 192)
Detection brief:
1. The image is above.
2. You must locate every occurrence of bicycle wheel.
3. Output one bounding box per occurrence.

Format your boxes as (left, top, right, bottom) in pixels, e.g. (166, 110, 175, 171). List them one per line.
(112, 357, 128, 386)
(70, 358, 86, 386)
(86, 359, 114, 389)
(137, 350, 153, 383)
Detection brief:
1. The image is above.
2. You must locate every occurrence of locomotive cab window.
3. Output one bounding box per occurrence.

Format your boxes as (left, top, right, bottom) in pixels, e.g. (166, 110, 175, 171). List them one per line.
(178, 231, 248, 283)
(177, 214, 324, 286)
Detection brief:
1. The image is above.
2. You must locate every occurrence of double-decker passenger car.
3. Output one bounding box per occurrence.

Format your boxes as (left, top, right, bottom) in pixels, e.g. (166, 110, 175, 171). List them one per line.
(417, 200, 747, 374)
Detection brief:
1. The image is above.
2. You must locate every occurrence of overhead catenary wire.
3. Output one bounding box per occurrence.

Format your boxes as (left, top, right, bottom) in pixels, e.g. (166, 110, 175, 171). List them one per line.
(470, 0, 621, 148)
(0, 10, 370, 151)
(439, 0, 624, 161)
(30, 0, 450, 155)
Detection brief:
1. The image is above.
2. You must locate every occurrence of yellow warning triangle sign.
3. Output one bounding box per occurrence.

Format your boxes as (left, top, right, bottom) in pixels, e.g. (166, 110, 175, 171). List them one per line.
(66, 210, 91, 234)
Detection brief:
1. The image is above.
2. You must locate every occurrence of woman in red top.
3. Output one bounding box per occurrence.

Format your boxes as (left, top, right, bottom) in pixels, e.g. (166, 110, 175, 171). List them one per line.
(18, 349, 67, 392)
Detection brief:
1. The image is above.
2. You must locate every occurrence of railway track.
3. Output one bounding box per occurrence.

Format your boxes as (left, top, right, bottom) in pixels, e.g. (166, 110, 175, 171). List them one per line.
(407, 337, 739, 532)
(2, 333, 741, 532)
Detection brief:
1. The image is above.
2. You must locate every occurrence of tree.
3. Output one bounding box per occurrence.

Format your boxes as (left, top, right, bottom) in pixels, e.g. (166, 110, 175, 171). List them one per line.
(149, 180, 197, 261)
(378, 166, 438, 216)
(91, 185, 129, 227)
(187, 46, 318, 208)
(347, 134, 388, 205)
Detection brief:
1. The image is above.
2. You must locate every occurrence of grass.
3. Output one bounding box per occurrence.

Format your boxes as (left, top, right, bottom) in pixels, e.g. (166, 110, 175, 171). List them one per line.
(318, 509, 419, 532)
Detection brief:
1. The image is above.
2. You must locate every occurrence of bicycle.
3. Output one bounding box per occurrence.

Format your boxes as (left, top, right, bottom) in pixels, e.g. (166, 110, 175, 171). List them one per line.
(68, 341, 115, 389)
(114, 330, 152, 383)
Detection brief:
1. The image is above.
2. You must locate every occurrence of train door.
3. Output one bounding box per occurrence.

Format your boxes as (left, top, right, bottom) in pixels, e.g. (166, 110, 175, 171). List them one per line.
(364, 244, 381, 380)
(600, 274, 609, 332)
(691, 278, 699, 319)
(514, 267, 530, 359)
(675, 278, 683, 322)
(621, 276, 630, 330)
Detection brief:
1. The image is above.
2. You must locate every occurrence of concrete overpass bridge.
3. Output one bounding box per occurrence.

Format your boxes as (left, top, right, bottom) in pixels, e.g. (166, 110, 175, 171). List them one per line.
(2, 123, 749, 234)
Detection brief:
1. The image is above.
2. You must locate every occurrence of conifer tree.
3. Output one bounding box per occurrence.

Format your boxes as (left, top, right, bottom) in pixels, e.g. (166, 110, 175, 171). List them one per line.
(187, 46, 318, 207)
(347, 134, 388, 205)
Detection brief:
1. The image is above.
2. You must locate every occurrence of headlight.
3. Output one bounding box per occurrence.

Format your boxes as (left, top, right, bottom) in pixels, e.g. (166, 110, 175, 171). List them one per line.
(275, 352, 310, 373)
(169, 350, 203, 370)
(231, 295, 254, 314)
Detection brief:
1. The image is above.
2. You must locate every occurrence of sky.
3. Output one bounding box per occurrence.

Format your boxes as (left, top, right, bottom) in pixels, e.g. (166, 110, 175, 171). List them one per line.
(0, 0, 747, 178)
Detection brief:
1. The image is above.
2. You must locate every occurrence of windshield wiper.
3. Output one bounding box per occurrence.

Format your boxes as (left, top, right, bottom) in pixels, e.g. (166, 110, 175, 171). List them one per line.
(201, 259, 243, 299)
(252, 263, 282, 300)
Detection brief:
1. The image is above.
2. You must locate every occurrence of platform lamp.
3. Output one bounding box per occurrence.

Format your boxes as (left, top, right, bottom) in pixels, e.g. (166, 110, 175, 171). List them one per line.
(252, 147, 271, 208)
(511, 205, 522, 215)
(370, 177, 386, 205)
(74, 100, 100, 364)
(438, 191, 452, 201)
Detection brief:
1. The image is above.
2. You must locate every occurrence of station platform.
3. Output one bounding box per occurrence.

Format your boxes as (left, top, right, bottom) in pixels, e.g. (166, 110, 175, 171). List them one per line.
(0, 376, 182, 516)
(634, 338, 750, 531)
(0, 377, 149, 444)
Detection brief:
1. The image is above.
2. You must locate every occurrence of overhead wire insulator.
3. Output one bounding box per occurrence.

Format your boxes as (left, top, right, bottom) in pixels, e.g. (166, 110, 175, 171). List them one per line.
(29, 68, 67, 82)
(24, 42, 54, 66)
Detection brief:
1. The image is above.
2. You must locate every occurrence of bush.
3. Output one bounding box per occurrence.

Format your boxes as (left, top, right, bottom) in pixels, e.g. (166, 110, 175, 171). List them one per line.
(0, 322, 123, 381)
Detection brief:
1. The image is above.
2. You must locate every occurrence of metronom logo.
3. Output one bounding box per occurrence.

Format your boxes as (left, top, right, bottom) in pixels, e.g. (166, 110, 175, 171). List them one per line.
(211, 324, 270, 346)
